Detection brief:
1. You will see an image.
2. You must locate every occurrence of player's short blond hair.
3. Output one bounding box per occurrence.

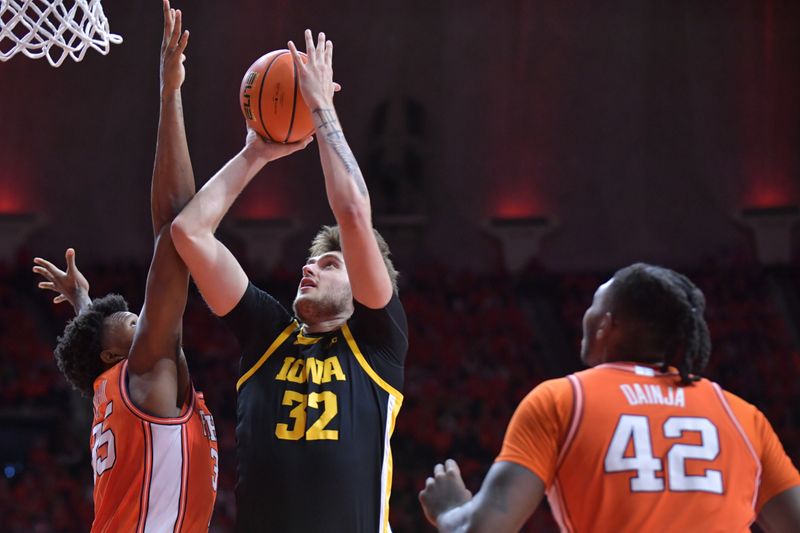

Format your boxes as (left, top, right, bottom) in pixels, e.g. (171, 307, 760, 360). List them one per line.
(309, 225, 399, 293)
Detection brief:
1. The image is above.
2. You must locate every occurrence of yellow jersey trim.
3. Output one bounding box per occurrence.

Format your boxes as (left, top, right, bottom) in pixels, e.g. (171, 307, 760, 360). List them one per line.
(236, 321, 298, 392)
(294, 332, 323, 345)
(341, 323, 404, 402)
(381, 395, 401, 532)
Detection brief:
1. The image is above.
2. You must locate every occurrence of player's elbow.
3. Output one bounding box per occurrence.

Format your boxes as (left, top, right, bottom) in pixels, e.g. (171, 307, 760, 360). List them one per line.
(334, 202, 371, 231)
(170, 215, 200, 256)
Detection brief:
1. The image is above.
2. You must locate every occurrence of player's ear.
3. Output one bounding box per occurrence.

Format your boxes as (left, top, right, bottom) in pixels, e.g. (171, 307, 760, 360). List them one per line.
(595, 312, 613, 340)
(100, 349, 125, 365)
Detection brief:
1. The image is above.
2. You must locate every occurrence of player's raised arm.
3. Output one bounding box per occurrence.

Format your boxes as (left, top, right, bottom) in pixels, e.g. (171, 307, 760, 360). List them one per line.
(289, 30, 393, 309)
(151, 0, 193, 236)
(124, 1, 197, 416)
(171, 128, 312, 316)
(419, 460, 545, 532)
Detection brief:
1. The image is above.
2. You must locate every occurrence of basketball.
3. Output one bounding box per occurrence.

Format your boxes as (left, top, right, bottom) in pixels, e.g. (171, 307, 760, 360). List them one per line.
(239, 50, 314, 143)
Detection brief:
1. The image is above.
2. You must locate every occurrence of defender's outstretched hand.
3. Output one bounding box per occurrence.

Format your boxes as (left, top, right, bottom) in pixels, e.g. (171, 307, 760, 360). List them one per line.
(288, 29, 338, 109)
(33, 248, 91, 314)
(160, 0, 189, 94)
(419, 459, 473, 527)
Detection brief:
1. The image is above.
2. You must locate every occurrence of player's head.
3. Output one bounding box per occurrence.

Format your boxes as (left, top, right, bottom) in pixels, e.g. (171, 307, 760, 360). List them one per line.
(54, 294, 137, 396)
(581, 263, 711, 384)
(292, 225, 398, 325)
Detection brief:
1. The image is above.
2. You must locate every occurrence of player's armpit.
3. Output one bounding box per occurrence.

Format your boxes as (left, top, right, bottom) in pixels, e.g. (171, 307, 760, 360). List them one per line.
(440, 462, 545, 533)
(757, 485, 800, 533)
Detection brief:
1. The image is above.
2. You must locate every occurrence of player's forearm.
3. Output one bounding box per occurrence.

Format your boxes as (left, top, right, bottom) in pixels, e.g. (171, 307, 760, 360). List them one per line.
(72, 291, 92, 315)
(151, 90, 196, 235)
(172, 146, 267, 239)
(311, 105, 372, 224)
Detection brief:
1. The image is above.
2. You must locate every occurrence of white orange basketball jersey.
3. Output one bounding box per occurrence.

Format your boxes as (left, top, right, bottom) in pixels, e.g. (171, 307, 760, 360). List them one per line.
(90, 360, 218, 532)
(497, 363, 800, 532)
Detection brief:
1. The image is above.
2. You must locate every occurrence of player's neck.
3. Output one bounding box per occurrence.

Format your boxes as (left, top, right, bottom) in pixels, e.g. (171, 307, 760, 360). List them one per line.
(605, 352, 664, 366)
(302, 315, 348, 334)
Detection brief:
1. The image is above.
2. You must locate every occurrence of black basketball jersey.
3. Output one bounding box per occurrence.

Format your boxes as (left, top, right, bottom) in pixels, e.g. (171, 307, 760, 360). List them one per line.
(223, 283, 408, 533)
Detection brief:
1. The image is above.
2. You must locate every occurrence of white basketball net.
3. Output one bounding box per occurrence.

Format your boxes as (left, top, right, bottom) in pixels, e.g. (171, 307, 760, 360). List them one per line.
(0, 0, 122, 67)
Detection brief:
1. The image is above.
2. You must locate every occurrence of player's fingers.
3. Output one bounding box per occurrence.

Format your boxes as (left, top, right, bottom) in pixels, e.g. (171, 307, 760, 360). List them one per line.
(166, 9, 176, 45)
(33, 256, 60, 273)
(169, 10, 182, 49)
(162, 1, 172, 40)
(32, 264, 57, 280)
(65, 248, 77, 271)
(177, 30, 189, 55)
(38, 281, 55, 291)
(325, 40, 333, 67)
(333, 82, 341, 92)
(287, 41, 304, 70)
(54, 294, 66, 304)
(424, 476, 435, 489)
(286, 136, 314, 154)
(445, 458, 461, 477)
(316, 32, 326, 56)
(304, 29, 315, 61)
(433, 463, 445, 477)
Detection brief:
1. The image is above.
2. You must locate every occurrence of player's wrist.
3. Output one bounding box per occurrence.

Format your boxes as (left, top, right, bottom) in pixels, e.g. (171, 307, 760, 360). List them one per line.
(160, 87, 180, 103)
(240, 143, 270, 165)
(307, 94, 334, 113)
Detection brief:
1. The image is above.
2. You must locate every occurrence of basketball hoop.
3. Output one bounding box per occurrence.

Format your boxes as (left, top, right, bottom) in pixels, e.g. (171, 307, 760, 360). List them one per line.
(0, 0, 122, 67)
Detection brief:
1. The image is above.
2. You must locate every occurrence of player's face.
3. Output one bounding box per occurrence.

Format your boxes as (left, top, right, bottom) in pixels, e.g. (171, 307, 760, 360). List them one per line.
(293, 251, 353, 324)
(102, 311, 138, 359)
(580, 279, 613, 366)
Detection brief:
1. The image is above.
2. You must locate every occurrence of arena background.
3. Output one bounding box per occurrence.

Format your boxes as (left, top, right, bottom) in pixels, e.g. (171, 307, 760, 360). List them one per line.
(1, 1, 798, 531)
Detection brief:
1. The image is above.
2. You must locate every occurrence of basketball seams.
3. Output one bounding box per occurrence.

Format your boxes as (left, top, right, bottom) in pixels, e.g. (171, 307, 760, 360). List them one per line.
(257, 52, 286, 142)
(284, 56, 299, 143)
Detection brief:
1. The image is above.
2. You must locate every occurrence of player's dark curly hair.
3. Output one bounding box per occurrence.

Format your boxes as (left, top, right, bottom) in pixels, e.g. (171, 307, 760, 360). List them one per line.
(54, 294, 129, 396)
(309, 225, 399, 292)
(610, 263, 711, 385)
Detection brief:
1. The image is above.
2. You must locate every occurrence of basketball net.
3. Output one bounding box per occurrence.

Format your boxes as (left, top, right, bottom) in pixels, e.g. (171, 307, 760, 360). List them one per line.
(0, 0, 122, 67)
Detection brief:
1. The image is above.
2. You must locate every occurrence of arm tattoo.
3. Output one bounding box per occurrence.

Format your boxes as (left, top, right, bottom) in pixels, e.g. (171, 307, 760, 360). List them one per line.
(312, 108, 368, 196)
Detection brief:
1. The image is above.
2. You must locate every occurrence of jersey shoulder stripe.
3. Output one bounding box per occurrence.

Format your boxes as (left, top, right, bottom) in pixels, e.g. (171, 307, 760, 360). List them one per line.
(237, 320, 299, 391)
(341, 322, 403, 401)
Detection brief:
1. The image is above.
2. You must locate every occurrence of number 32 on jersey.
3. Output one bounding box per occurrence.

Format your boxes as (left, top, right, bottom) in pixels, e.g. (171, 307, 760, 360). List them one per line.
(604, 415, 723, 493)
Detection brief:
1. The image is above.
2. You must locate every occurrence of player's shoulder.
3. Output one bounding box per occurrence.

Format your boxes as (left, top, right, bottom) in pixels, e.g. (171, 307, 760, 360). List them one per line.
(520, 376, 574, 411)
(716, 384, 761, 421)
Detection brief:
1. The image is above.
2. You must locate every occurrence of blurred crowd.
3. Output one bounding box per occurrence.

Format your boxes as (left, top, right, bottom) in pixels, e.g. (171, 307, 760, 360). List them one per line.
(1, 257, 798, 532)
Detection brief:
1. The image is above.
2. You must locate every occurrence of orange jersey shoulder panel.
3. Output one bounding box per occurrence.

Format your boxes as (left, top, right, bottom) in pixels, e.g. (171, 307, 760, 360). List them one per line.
(89, 360, 218, 533)
(495, 377, 574, 486)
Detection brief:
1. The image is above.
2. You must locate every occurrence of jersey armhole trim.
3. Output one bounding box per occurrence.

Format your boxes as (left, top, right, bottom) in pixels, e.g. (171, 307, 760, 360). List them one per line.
(236, 320, 298, 392)
(712, 382, 762, 509)
(120, 360, 195, 425)
(341, 323, 404, 402)
(550, 375, 583, 533)
(556, 374, 584, 468)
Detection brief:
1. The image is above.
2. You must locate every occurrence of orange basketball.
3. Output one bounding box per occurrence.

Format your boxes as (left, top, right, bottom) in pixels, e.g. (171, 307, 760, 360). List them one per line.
(239, 50, 314, 143)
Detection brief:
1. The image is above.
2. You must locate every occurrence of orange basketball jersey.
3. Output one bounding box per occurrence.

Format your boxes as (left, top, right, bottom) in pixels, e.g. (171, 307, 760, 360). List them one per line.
(89, 360, 218, 532)
(497, 363, 800, 532)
